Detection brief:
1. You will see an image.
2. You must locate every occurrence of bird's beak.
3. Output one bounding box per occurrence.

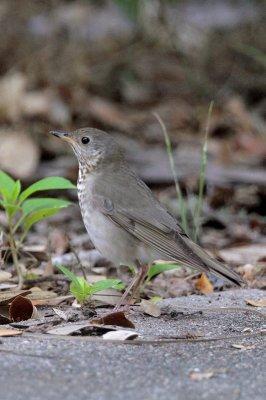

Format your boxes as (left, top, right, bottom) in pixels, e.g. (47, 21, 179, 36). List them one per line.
(50, 130, 74, 144)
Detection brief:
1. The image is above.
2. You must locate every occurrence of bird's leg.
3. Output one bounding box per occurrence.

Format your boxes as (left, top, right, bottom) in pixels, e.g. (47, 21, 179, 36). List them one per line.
(114, 263, 149, 311)
(129, 263, 149, 302)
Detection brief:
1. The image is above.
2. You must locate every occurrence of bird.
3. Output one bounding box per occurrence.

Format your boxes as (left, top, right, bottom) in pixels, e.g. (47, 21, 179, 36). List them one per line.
(51, 127, 245, 308)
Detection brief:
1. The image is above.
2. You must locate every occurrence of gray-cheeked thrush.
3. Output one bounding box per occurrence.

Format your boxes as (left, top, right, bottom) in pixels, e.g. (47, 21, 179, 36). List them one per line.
(51, 128, 244, 307)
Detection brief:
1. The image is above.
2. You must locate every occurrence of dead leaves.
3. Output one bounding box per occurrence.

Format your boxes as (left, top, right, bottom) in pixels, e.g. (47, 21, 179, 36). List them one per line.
(46, 311, 136, 339)
(0, 293, 38, 324)
(0, 328, 22, 337)
(245, 298, 266, 307)
(9, 296, 38, 322)
(140, 299, 161, 317)
(0, 290, 32, 306)
(195, 273, 214, 294)
(92, 311, 135, 329)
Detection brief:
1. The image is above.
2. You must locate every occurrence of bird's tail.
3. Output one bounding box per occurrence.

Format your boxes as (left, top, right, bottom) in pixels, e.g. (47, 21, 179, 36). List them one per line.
(181, 236, 246, 286)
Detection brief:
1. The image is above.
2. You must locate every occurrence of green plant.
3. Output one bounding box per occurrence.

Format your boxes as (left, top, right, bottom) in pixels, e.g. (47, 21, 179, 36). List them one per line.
(0, 170, 75, 287)
(147, 262, 180, 282)
(57, 265, 125, 304)
(153, 101, 214, 242)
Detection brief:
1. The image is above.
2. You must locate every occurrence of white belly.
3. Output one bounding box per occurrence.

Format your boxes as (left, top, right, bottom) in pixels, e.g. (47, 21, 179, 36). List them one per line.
(84, 207, 138, 265)
(77, 172, 158, 267)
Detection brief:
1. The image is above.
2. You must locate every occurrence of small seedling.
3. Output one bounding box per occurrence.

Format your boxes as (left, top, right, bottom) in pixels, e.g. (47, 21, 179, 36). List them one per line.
(57, 265, 124, 304)
(0, 170, 75, 287)
(147, 262, 181, 282)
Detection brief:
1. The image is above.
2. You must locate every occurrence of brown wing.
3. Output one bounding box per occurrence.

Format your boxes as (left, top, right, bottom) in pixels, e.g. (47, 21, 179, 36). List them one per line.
(95, 196, 244, 285)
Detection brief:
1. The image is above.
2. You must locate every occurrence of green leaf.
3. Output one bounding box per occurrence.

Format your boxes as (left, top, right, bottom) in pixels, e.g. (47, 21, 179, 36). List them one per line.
(56, 265, 79, 283)
(0, 170, 16, 201)
(22, 207, 62, 232)
(56, 266, 125, 303)
(8, 180, 21, 217)
(22, 198, 71, 216)
(147, 263, 181, 281)
(90, 279, 125, 294)
(70, 278, 92, 303)
(19, 177, 76, 202)
(10, 180, 21, 202)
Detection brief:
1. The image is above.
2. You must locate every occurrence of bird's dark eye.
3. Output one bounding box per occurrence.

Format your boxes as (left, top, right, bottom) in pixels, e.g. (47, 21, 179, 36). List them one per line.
(81, 136, 90, 145)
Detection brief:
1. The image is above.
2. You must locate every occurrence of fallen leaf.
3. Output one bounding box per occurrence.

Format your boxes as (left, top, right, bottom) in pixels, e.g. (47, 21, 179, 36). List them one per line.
(0, 328, 22, 337)
(0, 290, 31, 306)
(245, 299, 266, 307)
(140, 299, 161, 317)
(92, 289, 122, 306)
(47, 322, 92, 336)
(189, 370, 214, 381)
(102, 330, 138, 341)
(195, 273, 214, 294)
(52, 308, 68, 321)
(46, 322, 116, 336)
(27, 287, 58, 301)
(9, 295, 38, 322)
(32, 295, 73, 306)
(92, 311, 135, 329)
(231, 344, 255, 350)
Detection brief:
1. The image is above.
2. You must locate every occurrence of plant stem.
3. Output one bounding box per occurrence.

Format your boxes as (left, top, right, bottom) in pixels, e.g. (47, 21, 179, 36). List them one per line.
(193, 101, 214, 243)
(7, 215, 24, 289)
(153, 112, 189, 235)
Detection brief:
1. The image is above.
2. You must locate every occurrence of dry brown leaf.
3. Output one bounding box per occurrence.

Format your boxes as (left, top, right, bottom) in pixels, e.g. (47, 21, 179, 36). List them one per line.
(245, 299, 266, 307)
(189, 370, 214, 381)
(195, 273, 214, 294)
(9, 295, 38, 322)
(0, 290, 31, 306)
(140, 299, 161, 317)
(231, 344, 255, 350)
(92, 311, 135, 329)
(0, 328, 23, 337)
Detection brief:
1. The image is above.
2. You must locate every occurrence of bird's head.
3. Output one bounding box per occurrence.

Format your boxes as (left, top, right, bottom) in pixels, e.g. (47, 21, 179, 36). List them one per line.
(50, 127, 124, 172)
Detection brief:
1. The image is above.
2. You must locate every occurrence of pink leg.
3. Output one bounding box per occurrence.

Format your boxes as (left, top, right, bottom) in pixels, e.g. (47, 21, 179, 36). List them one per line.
(114, 264, 149, 311)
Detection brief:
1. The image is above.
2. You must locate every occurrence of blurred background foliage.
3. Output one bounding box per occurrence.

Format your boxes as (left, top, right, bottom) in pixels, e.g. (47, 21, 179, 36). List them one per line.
(0, 0, 265, 293)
